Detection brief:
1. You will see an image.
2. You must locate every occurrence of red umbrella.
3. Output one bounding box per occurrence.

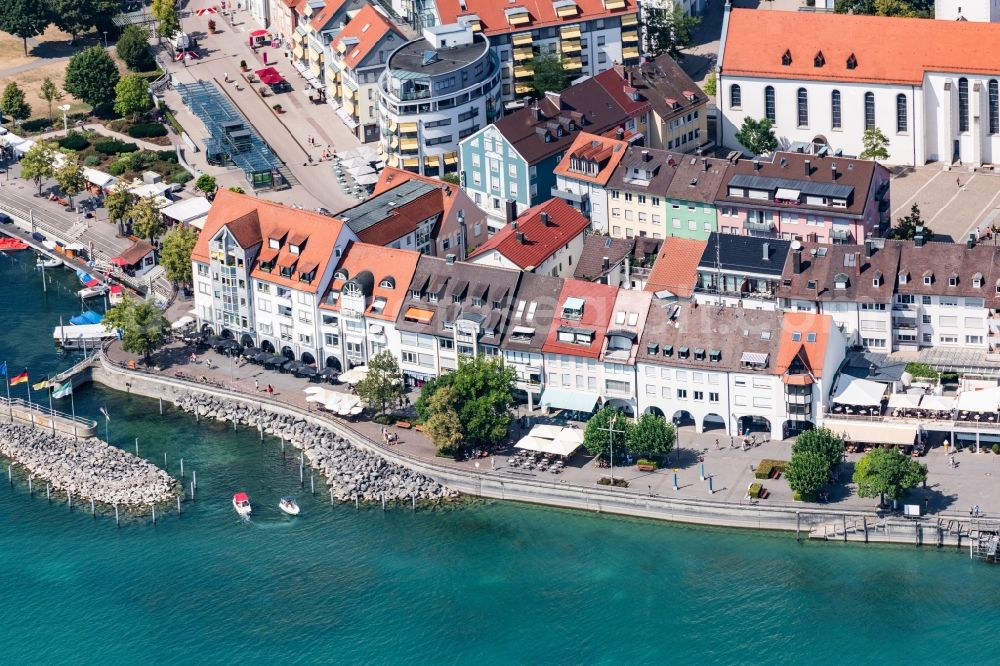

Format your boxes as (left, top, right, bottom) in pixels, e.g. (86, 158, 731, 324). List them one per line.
(196, 7, 218, 15)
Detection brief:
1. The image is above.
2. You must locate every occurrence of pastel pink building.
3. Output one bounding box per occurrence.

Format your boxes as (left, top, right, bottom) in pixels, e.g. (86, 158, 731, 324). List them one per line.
(713, 151, 890, 245)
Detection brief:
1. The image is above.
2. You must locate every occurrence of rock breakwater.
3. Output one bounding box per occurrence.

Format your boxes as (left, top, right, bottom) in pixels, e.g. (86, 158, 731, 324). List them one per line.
(0, 422, 178, 506)
(173, 393, 455, 503)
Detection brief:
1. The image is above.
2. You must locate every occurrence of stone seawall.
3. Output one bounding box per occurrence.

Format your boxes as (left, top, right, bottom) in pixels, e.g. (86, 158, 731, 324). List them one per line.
(172, 393, 454, 503)
(0, 421, 178, 506)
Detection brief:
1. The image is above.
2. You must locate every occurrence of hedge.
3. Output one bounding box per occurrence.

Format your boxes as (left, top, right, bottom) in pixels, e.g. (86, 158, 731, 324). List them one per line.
(755, 459, 788, 480)
(128, 122, 168, 138)
(95, 140, 139, 155)
(748, 483, 763, 499)
(170, 171, 192, 184)
(57, 131, 90, 151)
(636, 458, 659, 469)
(597, 476, 629, 487)
(20, 118, 51, 133)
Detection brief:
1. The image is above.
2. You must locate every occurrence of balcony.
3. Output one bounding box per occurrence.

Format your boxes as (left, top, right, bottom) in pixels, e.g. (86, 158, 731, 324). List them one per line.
(745, 218, 775, 233)
(894, 318, 918, 329)
(551, 186, 587, 204)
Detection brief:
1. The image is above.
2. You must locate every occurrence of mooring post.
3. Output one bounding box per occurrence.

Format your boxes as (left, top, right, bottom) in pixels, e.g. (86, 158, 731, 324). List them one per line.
(330, 488, 334, 505)
(354, 493, 359, 510)
(7, 464, 11, 485)
(164, 451, 167, 469)
(68, 491, 72, 511)
(91, 498, 95, 517)
(796, 511, 801, 541)
(863, 516, 869, 544)
(115, 504, 119, 527)
(134, 437, 138, 457)
(152, 504, 156, 525)
(412, 493, 416, 511)
(159, 397, 163, 415)
(193, 470, 197, 489)
(707, 476, 713, 495)
(233, 417, 236, 431)
(190, 481, 195, 501)
(46, 483, 50, 502)
(28, 476, 32, 495)
(310, 472, 314, 495)
(180, 458, 184, 478)
(381, 492, 386, 511)
(299, 453, 304, 486)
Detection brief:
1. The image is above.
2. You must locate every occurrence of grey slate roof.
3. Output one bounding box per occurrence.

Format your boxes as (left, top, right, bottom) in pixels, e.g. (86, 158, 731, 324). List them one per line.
(698, 233, 790, 277)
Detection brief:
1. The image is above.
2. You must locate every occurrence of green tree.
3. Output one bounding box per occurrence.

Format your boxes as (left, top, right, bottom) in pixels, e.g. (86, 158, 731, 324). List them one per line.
(158, 223, 197, 286)
(19, 141, 57, 195)
(227, 185, 245, 194)
(0, 0, 50, 56)
(891, 203, 934, 241)
(195, 173, 217, 196)
(116, 25, 153, 71)
(628, 412, 676, 459)
(65, 46, 120, 113)
(441, 173, 460, 186)
(735, 117, 778, 156)
(129, 194, 166, 242)
(0, 82, 31, 123)
(793, 427, 844, 470)
(54, 153, 85, 209)
(583, 406, 632, 462)
(102, 295, 169, 363)
(785, 450, 830, 500)
(530, 53, 568, 97)
(425, 386, 463, 457)
(644, 6, 700, 61)
(853, 446, 928, 507)
(416, 354, 516, 448)
(114, 73, 151, 120)
(49, 0, 101, 42)
(105, 181, 132, 236)
(38, 76, 61, 120)
(355, 350, 404, 417)
(151, 0, 180, 39)
(835, 0, 876, 13)
(859, 127, 890, 160)
(703, 72, 717, 97)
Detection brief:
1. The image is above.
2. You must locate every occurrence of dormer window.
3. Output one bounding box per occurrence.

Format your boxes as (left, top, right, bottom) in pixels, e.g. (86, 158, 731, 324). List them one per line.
(807, 333, 817, 343)
(662, 345, 673, 357)
(298, 269, 316, 283)
(335, 269, 349, 281)
(410, 288, 422, 299)
(678, 346, 690, 359)
(923, 272, 933, 286)
(846, 53, 857, 70)
(269, 238, 281, 250)
(948, 273, 959, 287)
(290, 244, 301, 255)
(973, 272, 983, 288)
(792, 332, 801, 341)
(834, 272, 848, 289)
(872, 271, 882, 288)
(899, 272, 909, 285)
(781, 50, 792, 66)
(814, 51, 825, 68)
(694, 348, 706, 361)
(709, 349, 721, 363)
(380, 276, 396, 289)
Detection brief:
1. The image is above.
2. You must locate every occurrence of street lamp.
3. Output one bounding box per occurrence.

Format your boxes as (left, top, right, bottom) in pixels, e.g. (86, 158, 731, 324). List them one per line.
(103, 31, 108, 48)
(58, 104, 71, 135)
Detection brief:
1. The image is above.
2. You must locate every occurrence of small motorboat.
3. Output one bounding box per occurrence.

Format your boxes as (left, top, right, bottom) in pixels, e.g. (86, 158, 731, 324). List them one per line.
(78, 284, 109, 299)
(37, 256, 61, 268)
(233, 492, 252, 517)
(278, 496, 300, 516)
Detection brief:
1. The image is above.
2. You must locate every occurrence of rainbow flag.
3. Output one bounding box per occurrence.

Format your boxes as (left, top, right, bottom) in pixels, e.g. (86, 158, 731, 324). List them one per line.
(9, 371, 28, 386)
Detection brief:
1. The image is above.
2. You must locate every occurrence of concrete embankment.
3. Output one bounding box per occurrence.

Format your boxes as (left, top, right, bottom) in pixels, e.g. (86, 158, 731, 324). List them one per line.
(0, 421, 178, 506)
(172, 393, 455, 503)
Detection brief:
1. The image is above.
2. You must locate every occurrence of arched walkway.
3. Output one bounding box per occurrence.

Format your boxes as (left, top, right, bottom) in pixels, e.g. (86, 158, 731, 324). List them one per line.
(702, 413, 727, 432)
(606, 399, 634, 418)
(300, 351, 316, 366)
(200, 323, 213, 334)
(240, 333, 255, 348)
(738, 415, 772, 436)
(325, 356, 342, 372)
(280, 346, 295, 360)
(260, 339, 275, 353)
(783, 419, 815, 440)
(644, 406, 665, 417)
(672, 410, 694, 427)
(220, 328, 234, 339)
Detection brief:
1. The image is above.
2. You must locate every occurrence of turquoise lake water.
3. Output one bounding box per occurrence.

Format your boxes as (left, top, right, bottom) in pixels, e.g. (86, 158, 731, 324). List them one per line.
(2, 249, 1000, 663)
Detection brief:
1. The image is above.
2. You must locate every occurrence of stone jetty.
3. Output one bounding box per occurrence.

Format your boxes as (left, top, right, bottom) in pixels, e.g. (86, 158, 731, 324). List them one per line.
(0, 422, 177, 506)
(173, 393, 455, 503)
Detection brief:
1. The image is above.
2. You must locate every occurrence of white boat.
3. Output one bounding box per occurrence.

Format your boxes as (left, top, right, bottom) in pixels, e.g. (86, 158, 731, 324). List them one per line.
(37, 256, 61, 268)
(278, 496, 300, 516)
(53, 323, 117, 349)
(232, 492, 252, 517)
(78, 284, 109, 299)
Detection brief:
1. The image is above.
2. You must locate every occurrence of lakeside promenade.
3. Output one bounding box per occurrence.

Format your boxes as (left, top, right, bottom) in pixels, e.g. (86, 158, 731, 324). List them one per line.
(85, 338, 999, 547)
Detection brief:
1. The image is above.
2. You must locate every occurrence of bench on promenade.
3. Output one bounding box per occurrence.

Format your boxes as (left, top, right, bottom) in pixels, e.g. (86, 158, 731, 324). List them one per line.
(637, 464, 656, 472)
(396, 421, 412, 429)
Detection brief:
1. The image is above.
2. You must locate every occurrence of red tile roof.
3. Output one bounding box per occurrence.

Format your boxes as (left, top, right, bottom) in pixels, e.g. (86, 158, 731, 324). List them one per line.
(775, 312, 833, 379)
(319, 241, 421, 321)
(331, 4, 402, 70)
(722, 9, 1000, 85)
(437, 0, 638, 37)
(592, 67, 652, 118)
(309, 0, 349, 32)
(644, 237, 706, 298)
(553, 132, 630, 186)
(467, 199, 590, 270)
(542, 279, 620, 358)
(193, 190, 346, 294)
(372, 167, 461, 222)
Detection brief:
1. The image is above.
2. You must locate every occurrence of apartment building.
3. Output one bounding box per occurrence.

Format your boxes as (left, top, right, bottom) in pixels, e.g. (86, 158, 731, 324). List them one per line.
(599, 288, 652, 415)
(540, 279, 619, 414)
(775, 311, 847, 437)
(291, 0, 366, 89)
(636, 301, 784, 437)
(378, 24, 502, 176)
(778, 239, 901, 351)
(573, 235, 636, 287)
(191, 191, 357, 366)
(664, 155, 729, 240)
(433, 0, 640, 103)
(466, 199, 590, 278)
(499, 271, 564, 408)
(551, 132, 630, 226)
(714, 152, 890, 244)
(693, 234, 791, 310)
(605, 147, 677, 239)
(318, 241, 421, 371)
(327, 3, 404, 143)
(460, 82, 642, 228)
(394, 255, 520, 383)
(644, 236, 705, 298)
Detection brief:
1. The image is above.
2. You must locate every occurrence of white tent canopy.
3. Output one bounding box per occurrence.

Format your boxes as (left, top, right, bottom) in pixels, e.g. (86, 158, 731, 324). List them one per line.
(956, 387, 1000, 412)
(921, 395, 956, 412)
(515, 425, 584, 456)
(170, 315, 194, 330)
(529, 424, 563, 440)
(888, 393, 922, 410)
(338, 366, 369, 384)
(834, 422, 917, 445)
(832, 375, 887, 406)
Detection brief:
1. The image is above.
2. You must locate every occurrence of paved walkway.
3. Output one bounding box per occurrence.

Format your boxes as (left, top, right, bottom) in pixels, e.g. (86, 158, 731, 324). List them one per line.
(105, 339, 1000, 521)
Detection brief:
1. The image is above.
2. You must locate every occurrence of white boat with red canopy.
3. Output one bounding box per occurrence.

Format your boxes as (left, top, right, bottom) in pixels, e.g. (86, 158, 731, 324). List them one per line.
(232, 492, 251, 517)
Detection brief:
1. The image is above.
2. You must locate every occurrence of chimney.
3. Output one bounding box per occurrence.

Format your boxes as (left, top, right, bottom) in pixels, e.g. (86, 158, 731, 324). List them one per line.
(701, 157, 708, 172)
(864, 239, 872, 258)
(762, 242, 770, 261)
(968, 233, 976, 249)
(804, 159, 811, 177)
(792, 246, 802, 274)
(831, 162, 838, 180)
(505, 199, 518, 225)
(516, 231, 526, 244)
(602, 256, 610, 270)
(512, 220, 518, 230)
(641, 149, 650, 162)
(914, 226, 925, 247)
(540, 211, 550, 226)
(531, 103, 542, 122)
(615, 127, 625, 139)
(752, 158, 760, 172)
(446, 253, 456, 265)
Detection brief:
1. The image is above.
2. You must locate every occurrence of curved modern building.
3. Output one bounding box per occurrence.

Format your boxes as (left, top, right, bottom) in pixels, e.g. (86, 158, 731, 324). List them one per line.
(378, 23, 501, 176)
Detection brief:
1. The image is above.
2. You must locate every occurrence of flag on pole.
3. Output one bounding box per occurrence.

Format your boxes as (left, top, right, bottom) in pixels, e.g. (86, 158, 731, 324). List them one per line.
(99, 406, 110, 422)
(52, 381, 73, 399)
(10, 371, 28, 386)
(32, 379, 49, 391)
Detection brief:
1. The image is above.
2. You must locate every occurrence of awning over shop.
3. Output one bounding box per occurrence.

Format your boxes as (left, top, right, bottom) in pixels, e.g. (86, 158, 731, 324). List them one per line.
(921, 395, 956, 412)
(515, 424, 584, 456)
(956, 387, 1000, 412)
(832, 375, 887, 406)
(830, 421, 917, 446)
(540, 387, 599, 413)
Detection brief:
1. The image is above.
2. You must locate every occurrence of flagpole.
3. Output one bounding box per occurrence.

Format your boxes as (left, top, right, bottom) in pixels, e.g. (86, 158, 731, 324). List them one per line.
(70, 387, 77, 441)
(3, 362, 10, 422)
(47, 376, 55, 438)
(25, 371, 33, 429)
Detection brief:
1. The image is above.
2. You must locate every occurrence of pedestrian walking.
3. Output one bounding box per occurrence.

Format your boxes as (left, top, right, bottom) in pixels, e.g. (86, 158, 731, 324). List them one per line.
(490, 456, 496, 470)
(957, 177, 962, 188)
(715, 438, 720, 450)
(267, 384, 274, 396)
(254, 379, 260, 392)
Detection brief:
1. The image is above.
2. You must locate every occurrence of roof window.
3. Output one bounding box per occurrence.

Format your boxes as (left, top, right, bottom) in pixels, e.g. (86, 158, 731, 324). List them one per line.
(814, 51, 824, 68)
(781, 50, 792, 66)
(846, 53, 857, 70)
